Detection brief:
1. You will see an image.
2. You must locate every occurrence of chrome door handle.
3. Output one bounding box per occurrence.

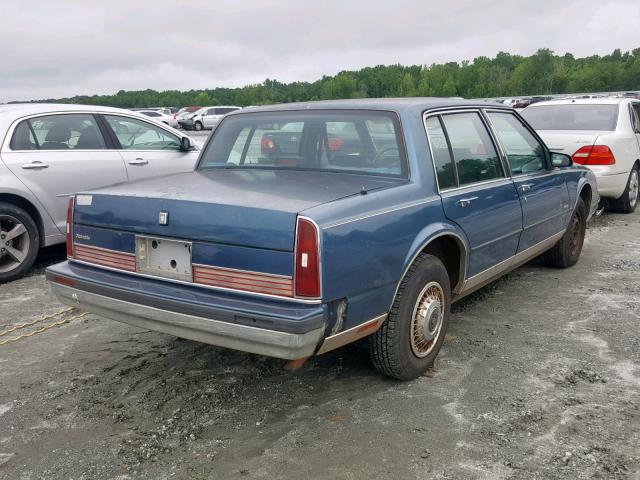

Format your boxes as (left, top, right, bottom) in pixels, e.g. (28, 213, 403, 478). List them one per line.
(21, 162, 49, 170)
(519, 183, 534, 192)
(456, 196, 478, 208)
(128, 158, 148, 166)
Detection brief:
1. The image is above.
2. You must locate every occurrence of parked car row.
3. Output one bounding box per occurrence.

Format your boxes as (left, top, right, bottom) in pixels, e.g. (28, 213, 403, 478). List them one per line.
(40, 98, 600, 381)
(130, 106, 243, 131)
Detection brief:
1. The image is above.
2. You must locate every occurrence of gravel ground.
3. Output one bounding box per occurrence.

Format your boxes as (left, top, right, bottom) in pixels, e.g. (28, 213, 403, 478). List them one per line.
(0, 211, 639, 480)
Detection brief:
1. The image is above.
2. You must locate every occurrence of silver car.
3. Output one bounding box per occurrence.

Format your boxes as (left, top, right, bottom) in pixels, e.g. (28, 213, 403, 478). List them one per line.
(179, 106, 242, 130)
(0, 103, 200, 282)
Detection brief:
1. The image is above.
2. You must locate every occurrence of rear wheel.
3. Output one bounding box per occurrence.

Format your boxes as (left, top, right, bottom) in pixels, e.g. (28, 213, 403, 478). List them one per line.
(611, 165, 638, 213)
(544, 197, 586, 268)
(194, 121, 203, 131)
(369, 254, 450, 380)
(0, 203, 39, 283)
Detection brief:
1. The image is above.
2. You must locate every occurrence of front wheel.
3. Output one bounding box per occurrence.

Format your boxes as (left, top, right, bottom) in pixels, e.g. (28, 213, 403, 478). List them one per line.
(0, 203, 40, 283)
(611, 165, 638, 213)
(194, 121, 203, 131)
(544, 197, 587, 268)
(369, 254, 450, 380)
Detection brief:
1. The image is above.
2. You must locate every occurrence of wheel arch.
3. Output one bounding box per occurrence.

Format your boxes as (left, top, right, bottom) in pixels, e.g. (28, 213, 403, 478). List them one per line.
(390, 225, 469, 310)
(0, 193, 45, 246)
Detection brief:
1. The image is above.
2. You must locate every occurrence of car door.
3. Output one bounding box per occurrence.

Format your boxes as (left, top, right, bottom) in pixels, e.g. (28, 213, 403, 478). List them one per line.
(102, 114, 199, 182)
(425, 111, 523, 277)
(630, 102, 640, 153)
(202, 108, 219, 129)
(486, 110, 570, 252)
(1, 113, 129, 233)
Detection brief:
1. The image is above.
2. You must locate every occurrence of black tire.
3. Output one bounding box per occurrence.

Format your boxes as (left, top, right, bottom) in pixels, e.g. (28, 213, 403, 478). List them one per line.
(0, 203, 40, 283)
(194, 121, 203, 131)
(369, 254, 451, 380)
(544, 197, 587, 268)
(610, 165, 639, 213)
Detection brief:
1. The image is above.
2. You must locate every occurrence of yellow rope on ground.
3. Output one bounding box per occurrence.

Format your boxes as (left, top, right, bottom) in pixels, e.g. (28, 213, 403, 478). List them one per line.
(0, 307, 72, 337)
(0, 311, 89, 346)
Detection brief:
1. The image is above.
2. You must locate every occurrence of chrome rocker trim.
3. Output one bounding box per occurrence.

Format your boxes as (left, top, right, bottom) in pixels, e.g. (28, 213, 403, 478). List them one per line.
(51, 283, 326, 360)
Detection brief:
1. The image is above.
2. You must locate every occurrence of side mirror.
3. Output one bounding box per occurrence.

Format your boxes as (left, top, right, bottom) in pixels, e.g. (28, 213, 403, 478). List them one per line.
(550, 152, 572, 168)
(180, 137, 194, 152)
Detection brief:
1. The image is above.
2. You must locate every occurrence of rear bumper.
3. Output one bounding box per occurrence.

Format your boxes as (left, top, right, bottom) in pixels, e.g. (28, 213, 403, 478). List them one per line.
(46, 261, 327, 360)
(589, 167, 628, 199)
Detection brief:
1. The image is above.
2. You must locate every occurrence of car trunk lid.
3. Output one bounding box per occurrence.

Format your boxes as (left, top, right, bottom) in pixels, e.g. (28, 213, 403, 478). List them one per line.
(73, 169, 401, 252)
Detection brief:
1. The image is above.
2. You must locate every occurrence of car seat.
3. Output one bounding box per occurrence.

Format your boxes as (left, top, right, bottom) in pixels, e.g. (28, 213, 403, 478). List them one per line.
(40, 124, 71, 149)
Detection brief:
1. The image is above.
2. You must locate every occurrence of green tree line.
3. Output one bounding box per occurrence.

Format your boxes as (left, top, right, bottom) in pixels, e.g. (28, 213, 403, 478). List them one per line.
(20, 48, 640, 107)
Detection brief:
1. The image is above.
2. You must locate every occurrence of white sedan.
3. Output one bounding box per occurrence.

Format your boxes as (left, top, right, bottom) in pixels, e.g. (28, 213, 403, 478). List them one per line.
(137, 109, 179, 128)
(522, 98, 640, 213)
(0, 104, 200, 282)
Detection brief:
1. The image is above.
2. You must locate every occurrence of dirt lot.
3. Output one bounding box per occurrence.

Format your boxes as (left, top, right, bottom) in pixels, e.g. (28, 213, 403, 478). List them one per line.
(1, 211, 639, 480)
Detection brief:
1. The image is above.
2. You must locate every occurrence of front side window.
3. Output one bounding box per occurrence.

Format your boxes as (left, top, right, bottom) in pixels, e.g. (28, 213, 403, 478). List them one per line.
(487, 112, 547, 174)
(440, 112, 503, 186)
(199, 110, 407, 177)
(20, 114, 106, 150)
(105, 115, 181, 150)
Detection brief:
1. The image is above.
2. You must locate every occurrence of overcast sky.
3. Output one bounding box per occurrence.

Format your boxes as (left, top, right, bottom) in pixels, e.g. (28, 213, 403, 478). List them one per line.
(1, 0, 638, 102)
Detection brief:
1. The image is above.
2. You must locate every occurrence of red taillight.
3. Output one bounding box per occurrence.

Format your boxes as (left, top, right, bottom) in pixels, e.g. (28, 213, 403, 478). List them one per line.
(294, 217, 321, 298)
(328, 137, 344, 151)
(66, 196, 74, 258)
(261, 135, 277, 153)
(572, 145, 616, 165)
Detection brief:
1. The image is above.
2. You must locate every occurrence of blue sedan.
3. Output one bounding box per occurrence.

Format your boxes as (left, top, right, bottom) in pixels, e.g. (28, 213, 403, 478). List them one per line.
(46, 98, 598, 380)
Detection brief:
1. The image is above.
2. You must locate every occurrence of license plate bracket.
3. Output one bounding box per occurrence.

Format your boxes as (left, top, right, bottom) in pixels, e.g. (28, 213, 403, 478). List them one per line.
(136, 236, 193, 282)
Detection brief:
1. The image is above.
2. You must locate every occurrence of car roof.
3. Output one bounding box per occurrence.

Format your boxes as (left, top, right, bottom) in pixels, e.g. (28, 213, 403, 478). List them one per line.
(236, 97, 507, 116)
(0, 103, 179, 136)
(526, 98, 635, 107)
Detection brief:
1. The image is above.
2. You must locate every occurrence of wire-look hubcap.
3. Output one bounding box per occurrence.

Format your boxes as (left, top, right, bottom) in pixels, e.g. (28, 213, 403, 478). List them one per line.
(629, 169, 638, 208)
(410, 281, 445, 358)
(0, 215, 30, 274)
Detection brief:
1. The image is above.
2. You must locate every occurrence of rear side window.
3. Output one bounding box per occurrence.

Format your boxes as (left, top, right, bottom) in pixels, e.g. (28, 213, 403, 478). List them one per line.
(487, 112, 547, 174)
(439, 112, 503, 186)
(199, 110, 407, 177)
(10, 121, 37, 150)
(425, 116, 456, 189)
(521, 104, 618, 131)
(11, 114, 106, 150)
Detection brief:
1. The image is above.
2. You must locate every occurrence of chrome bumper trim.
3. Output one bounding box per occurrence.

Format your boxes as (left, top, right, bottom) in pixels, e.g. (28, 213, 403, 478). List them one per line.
(316, 313, 387, 355)
(50, 283, 326, 360)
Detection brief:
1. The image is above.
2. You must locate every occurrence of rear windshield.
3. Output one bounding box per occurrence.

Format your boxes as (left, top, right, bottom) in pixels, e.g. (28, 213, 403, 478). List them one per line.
(198, 110, 407, 177)
(521, 104, 618, 131)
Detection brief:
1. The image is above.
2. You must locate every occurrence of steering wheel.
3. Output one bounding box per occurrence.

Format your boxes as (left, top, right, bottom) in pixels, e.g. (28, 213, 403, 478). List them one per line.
(374, 147, 400, 165)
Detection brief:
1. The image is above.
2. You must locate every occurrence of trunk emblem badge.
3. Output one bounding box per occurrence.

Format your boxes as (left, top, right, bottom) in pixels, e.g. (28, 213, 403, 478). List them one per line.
(159, 212, 169, 226)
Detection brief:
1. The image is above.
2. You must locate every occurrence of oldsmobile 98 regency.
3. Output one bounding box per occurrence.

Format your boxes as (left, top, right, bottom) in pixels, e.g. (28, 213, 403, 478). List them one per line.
(46, 99, 598, 380)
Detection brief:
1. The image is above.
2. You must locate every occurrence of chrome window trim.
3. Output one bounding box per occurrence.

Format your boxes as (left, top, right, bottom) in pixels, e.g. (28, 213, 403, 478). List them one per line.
(423, 108, 507, 194)
(102, 113, 185, 152)
(5, 111, 110, 153)
(2, 110, 191, 153)
(483, 108, 552, 172)
(197, 108, 411, 180)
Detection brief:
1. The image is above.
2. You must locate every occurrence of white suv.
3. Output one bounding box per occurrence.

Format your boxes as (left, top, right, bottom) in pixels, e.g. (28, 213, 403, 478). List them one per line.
(0, 104, 199, 282)
(522, 98, 640, 213)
